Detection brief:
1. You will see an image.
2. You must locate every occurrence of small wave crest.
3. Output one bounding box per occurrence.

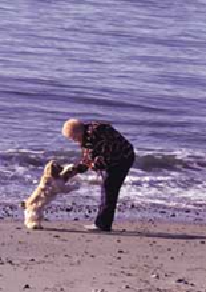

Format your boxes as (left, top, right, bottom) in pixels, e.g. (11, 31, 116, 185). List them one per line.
(1, 148, 206, 175)
(0, 149, 80, 190)
(134, 151, 206, 172)
(0, 148, 79, 168)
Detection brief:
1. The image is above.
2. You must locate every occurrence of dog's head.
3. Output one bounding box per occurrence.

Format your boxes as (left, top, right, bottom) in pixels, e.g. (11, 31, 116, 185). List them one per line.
(44, 160, 63, 179)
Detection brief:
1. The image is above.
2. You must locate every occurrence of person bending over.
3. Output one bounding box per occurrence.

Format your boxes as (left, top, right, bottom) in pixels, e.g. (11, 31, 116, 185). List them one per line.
(62, 119, 134, 232)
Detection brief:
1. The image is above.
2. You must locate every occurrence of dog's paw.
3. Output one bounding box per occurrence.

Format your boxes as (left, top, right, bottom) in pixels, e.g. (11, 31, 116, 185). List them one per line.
(24, 209, 43, 230)
(25, 223, 43, 230)
(60, 164, 75, 180)
(28, 224, 43, 230)
(61, 163, 74, 174)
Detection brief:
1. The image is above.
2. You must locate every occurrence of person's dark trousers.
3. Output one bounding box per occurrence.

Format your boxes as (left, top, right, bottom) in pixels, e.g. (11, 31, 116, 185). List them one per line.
(95, 153, 134, 231)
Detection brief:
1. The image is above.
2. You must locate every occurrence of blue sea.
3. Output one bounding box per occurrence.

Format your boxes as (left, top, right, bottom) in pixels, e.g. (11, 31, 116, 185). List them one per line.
(0, 0, 206, 221)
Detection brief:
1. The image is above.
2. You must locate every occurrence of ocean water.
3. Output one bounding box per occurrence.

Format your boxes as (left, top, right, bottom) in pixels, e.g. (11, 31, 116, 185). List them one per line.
(0, 0, 206, 220)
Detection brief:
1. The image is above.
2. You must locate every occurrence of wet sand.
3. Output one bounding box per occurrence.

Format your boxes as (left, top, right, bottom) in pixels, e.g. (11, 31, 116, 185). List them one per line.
(0, 219, 206, 292)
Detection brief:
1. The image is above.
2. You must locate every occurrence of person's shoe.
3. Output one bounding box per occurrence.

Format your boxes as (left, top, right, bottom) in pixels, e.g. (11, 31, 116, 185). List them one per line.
(84, 223, 111, 232)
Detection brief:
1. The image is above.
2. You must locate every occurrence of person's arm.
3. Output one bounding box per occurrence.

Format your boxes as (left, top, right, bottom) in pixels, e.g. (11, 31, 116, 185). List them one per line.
(88, 123, 109, 170)
(81, 122, 110, 171)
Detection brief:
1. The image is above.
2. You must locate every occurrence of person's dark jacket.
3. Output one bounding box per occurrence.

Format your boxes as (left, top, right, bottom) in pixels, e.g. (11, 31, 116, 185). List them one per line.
(73, 121, 134, 174)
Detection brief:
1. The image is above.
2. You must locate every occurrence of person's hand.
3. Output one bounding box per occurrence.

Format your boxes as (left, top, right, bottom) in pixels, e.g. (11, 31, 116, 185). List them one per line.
(87, 161, 94, 169)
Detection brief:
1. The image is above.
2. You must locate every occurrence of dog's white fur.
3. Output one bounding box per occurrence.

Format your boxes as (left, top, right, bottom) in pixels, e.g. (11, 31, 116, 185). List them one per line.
(21, 161, 78, 229)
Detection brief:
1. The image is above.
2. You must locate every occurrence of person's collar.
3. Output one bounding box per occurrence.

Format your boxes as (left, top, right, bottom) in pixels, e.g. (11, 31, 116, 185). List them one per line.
(81, 124, 88, 147)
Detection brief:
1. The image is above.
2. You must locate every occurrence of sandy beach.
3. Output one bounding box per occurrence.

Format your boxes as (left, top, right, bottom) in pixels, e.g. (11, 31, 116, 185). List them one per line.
(0, 218, 206, 292)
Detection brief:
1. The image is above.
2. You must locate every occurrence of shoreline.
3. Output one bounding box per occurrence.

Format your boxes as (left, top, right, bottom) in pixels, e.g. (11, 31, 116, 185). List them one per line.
(1, 200, 206, 224)
(0, 219, 206, 292)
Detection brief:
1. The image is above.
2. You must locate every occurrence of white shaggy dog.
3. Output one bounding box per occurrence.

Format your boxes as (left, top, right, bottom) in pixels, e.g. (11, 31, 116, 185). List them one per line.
(20, 160, 78, 229)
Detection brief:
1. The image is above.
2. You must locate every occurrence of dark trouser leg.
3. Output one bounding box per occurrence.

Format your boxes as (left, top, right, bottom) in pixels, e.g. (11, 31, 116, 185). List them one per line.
(95, 156, 134, 230)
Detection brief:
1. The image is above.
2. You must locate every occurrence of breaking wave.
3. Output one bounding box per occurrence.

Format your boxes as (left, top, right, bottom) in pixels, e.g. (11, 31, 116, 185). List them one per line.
(1, 148, 206, 173)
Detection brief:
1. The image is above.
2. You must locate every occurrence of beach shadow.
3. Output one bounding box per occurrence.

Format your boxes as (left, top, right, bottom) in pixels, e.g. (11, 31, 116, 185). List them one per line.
(41, 227, 206, 240)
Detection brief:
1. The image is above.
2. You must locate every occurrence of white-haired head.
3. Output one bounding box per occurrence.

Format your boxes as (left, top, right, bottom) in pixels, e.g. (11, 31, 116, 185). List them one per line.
(62, 119, 84, 144)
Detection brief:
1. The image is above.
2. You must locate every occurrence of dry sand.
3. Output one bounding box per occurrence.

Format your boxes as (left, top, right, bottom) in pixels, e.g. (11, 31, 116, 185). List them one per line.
(0, 219, 206, 292)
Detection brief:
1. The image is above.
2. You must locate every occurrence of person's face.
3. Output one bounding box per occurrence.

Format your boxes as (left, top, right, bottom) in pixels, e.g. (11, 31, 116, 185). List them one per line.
(71, 129, 82, 144)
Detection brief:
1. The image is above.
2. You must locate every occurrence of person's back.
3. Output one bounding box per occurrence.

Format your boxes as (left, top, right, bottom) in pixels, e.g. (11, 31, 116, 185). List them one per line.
(81, 121, 134, 171)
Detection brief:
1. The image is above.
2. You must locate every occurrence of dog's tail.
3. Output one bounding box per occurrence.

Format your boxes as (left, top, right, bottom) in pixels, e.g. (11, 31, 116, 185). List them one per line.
(20, 201, 26, 209)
